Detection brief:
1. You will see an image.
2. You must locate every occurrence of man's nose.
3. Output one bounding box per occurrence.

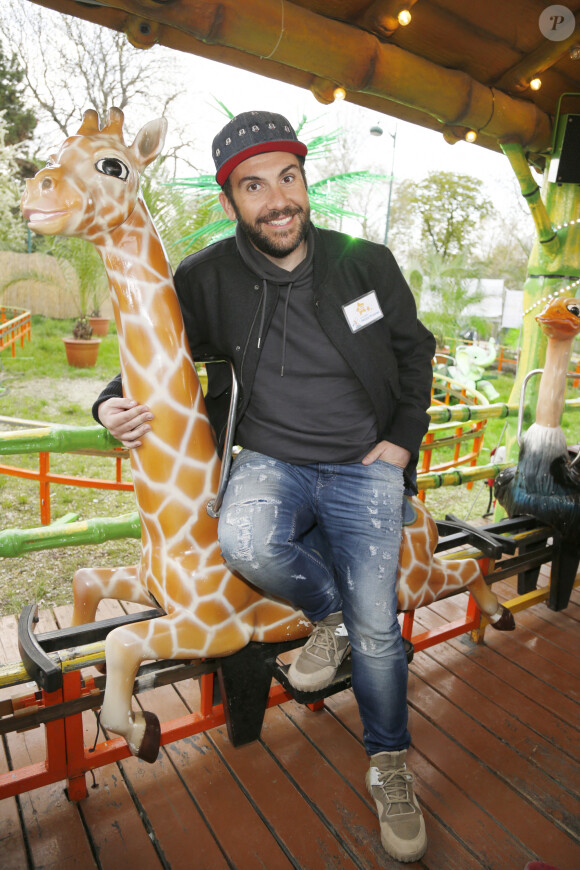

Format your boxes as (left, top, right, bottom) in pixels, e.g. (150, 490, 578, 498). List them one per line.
(265, 186, 292, 212)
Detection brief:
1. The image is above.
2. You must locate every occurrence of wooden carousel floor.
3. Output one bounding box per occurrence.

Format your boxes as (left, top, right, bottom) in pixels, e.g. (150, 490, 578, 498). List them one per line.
(1, 569, 579, 870)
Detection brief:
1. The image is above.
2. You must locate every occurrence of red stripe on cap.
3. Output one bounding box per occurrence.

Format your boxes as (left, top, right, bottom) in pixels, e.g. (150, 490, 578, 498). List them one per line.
(216, 140, 308, 186)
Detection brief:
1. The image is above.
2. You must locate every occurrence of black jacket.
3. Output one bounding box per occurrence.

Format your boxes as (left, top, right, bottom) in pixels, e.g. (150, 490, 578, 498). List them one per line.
(94, 225, 435, 489)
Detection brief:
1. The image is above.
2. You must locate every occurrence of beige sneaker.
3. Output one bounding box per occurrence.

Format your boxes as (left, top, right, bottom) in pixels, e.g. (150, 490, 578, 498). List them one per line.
(366, 749, 427, 863)
(287, 611, 350, 691)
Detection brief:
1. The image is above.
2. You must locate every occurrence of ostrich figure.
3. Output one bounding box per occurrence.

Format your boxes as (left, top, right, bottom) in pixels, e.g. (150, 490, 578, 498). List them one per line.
(494, 296, 580, 608)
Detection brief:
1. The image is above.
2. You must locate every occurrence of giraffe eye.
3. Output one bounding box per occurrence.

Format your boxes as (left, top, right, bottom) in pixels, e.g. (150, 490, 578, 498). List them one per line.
(567, 303, 580, 317)
(95, 157, 130, 181)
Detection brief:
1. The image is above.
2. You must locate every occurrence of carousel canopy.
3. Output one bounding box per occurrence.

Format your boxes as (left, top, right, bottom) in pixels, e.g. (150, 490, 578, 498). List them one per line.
(25, 1, 580, 164)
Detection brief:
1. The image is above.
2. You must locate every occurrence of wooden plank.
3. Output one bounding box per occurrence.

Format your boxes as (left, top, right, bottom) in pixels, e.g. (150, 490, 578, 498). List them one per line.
(482, 622, 580, 703)
(258, 704, 390, 868)
(412, 604, 580, 731)
(166, 729, 297, 869)
(325, 691, 531, 867)
(275, 699, 484, 870)
(5, 721, 94, 868)
(512, 607, 580, 653)
(418, 640, 580, 788)
(408, 668, 580, 846)
(75, 754, 163, 870)
(117, 684, 235, 870)
(211, 718, 363, 870)
(0, 733, 29, 870)
(413, 704, 580, 866)
(2, 609, 94, 868)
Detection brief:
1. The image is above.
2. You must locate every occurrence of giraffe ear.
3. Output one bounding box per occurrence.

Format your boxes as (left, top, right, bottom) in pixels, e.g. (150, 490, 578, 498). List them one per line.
(130, 117, 168, 170)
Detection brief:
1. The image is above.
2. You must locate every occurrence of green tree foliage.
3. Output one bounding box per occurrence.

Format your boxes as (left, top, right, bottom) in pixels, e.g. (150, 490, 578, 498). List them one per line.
(406, 250, 484, 346)
(391, 171, 493, 262)
(0, 114, 27, 251)
(0, 41, 36, 145)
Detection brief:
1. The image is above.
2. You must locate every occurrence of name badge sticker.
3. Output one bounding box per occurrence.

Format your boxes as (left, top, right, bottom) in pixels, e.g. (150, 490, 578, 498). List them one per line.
(342, 290, 384, 333)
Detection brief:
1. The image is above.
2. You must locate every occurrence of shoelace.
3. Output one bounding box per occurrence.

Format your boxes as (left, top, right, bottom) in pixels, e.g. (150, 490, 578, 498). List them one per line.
(305, 625, 342, 663)
(373, 767, 416, 815)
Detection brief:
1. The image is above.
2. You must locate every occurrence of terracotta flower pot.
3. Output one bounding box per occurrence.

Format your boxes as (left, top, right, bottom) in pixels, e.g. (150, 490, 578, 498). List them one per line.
(88, 316, 110, 336)
(62, 337, 101, 368)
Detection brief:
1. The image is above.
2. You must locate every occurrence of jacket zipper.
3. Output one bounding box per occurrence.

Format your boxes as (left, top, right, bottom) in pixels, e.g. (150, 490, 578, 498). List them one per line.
(239, 286, 265, 389)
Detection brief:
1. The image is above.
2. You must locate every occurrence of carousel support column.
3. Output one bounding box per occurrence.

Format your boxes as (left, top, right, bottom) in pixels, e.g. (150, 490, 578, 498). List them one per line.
(499, 141, 568, 467)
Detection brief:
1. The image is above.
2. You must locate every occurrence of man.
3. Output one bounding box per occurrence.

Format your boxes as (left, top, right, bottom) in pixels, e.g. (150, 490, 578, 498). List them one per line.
(95, 111, 436, 863)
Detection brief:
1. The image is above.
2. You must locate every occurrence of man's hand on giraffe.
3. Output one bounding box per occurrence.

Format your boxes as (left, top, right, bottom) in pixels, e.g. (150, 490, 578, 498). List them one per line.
(98, 397, 153, 449)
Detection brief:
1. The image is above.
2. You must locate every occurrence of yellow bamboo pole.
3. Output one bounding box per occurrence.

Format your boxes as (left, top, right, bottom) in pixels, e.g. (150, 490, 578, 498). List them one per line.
(27, 0, 553, 154)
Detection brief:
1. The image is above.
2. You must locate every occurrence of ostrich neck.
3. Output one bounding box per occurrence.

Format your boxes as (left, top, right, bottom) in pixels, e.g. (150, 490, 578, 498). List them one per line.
(536, 337, 573, 427)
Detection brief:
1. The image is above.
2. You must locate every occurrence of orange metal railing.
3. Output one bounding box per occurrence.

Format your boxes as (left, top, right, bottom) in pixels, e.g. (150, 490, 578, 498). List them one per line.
(0, 307, 32, 357)
(0, 367, 494, 522)
(417, 373, 489, 500)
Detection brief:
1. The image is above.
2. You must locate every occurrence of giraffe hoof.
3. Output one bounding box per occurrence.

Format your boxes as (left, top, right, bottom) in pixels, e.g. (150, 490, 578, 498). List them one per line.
(489, 605, 515, 631)
(137, 711, 161, 763)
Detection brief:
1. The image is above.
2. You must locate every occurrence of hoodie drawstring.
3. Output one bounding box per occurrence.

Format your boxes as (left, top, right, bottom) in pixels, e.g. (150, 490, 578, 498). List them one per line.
(256, 279, 294, 377)
(280, 282, 293, 377)
(257, 279, 268, 350)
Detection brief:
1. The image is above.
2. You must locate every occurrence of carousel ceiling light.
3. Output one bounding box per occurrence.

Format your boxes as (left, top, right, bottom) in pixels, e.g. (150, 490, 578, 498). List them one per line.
(333, 86, 346, 101)
(398, 10, 412, 26)
(465, 130, 478, 142)
(530, 77, 542, 91)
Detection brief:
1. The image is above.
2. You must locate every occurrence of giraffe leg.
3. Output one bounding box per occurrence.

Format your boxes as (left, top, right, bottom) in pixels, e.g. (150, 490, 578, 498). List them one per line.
(99, 613, 246, 761)
(71, 565, 153, 626)
(467, 574, 515, 631)
(99, 620, 163, 760)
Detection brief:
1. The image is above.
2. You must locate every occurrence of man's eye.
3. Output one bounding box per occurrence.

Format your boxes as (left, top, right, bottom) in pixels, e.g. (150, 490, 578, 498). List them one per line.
(247, 183, 260, 192)
(282, 174, 294, 183)
(95, 157, 130, 181)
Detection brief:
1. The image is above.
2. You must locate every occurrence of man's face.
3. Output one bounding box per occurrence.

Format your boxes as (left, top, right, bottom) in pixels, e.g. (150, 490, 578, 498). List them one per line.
(219, 151, 310, 265)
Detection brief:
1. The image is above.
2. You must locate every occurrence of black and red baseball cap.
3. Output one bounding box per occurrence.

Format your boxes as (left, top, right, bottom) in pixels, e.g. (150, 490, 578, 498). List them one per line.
(213, 111, 308, 186)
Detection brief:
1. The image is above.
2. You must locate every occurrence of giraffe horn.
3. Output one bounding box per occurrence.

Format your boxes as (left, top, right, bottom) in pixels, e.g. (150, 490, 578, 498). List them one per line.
(103, 107, 126, 141)
(77, 109, 100, 135)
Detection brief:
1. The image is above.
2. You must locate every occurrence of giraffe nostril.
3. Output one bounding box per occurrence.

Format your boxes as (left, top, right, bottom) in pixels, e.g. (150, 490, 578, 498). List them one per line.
(41, 177, 53, 190)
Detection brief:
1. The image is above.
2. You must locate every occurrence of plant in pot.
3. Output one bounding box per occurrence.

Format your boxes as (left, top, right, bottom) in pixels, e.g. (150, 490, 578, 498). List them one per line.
(88, 275, 111, 336)
(52, 237, 107, 367)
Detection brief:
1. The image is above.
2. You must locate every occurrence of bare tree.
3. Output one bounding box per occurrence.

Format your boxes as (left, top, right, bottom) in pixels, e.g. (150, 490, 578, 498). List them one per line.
(0, 0, 198, 169)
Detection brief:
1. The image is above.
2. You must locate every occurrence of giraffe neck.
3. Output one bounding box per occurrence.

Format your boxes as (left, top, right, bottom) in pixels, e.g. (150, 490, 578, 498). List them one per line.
(95, 199, 219, 517)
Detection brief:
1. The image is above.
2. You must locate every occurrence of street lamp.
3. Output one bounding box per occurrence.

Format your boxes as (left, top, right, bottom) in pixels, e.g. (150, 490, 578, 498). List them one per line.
(370, 122, 397, 247)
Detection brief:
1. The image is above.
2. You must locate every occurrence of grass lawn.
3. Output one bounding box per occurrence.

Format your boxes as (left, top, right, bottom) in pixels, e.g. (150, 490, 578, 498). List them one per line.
(0, 316, 578, 616)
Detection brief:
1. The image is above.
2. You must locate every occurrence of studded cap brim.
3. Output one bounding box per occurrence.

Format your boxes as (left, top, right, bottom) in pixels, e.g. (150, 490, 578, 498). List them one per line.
(215, 139, 308, 186)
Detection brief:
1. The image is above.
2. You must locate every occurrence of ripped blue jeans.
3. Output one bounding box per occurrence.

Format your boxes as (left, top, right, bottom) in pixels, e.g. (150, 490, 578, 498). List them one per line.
(218, 449, 409, 755)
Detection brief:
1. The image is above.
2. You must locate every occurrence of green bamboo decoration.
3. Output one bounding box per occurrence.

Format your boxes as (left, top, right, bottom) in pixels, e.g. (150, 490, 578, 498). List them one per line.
(0, 424, 120, 454)
(500, 131, 580, 466)
(0, 511, 141, 557)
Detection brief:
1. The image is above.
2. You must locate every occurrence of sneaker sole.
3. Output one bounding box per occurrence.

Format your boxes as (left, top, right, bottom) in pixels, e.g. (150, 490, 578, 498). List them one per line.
(286, 662, 338, 692)
(365, 776, 428, 863)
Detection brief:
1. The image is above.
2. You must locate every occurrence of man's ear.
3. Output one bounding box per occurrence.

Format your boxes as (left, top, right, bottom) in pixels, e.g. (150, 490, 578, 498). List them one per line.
(219, 190, 236, 221)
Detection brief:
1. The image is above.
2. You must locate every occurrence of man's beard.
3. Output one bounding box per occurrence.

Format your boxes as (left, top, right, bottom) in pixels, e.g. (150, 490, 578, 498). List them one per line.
(233, 202, 310, 260)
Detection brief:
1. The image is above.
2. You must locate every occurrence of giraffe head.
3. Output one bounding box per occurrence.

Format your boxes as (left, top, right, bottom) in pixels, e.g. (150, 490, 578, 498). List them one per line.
(21, 108, 167, 243)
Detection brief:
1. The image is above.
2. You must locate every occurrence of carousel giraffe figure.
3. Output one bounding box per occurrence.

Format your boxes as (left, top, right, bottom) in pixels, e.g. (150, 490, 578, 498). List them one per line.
(21, 109, 513, 763)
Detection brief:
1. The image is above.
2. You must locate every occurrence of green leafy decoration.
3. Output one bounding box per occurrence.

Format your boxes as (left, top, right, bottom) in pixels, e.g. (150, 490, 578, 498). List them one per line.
(168, 116, 388, 253)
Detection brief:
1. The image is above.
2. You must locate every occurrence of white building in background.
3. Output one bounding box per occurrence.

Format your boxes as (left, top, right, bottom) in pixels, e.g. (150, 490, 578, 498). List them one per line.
(463, 279, 524, 332)
(420, 278, 523, 336)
